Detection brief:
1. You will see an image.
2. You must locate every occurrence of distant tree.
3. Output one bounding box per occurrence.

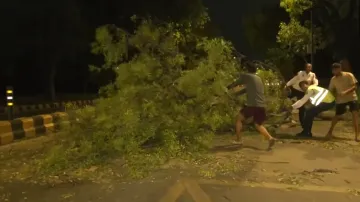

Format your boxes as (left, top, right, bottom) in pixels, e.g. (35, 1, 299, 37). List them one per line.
(45, 0, 92, 100)
(243, 0, 359, 78)
(9, 0, 92, 100)
(276, 0, 327, 60)
(242, 5, 288, 58)
(264, 0, 327, 78)
(275, 0, 359, 64)
(314, 0, 359, 68)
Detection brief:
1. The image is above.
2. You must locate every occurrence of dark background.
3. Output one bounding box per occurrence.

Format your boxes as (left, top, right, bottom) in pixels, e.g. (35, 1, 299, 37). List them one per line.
(0, 0, 359, 102)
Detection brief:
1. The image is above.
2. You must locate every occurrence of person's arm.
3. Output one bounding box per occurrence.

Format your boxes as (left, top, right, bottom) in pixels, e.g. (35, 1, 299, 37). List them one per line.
(234, 88, 246, 96)
(285, 72, 300, 87)
(328, 78, 336, 94)
(292, 91, 312, 109)
(342, 74, 358, 95)
(343, 85, 357, 95)
(312, 73, 319, 86)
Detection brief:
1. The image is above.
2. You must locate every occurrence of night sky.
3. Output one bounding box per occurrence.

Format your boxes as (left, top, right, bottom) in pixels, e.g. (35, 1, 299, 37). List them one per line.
(203, 0, 279, 58)
(1, 0, 359, 100)
(1, 0, 280, 97)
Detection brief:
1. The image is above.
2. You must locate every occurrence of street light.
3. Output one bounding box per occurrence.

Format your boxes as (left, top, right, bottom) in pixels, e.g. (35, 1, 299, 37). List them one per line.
(358, 0, 360, 36)
(306, 0, 315, 65)
(310, 0, 314, 65)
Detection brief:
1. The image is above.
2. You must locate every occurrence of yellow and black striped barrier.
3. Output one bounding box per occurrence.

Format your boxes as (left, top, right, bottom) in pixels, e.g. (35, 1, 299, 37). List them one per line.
(0, 112, 68, 145)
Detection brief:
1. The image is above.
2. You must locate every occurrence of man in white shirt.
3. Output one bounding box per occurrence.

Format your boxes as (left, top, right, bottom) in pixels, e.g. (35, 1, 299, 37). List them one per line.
(284, 63, 318, 127)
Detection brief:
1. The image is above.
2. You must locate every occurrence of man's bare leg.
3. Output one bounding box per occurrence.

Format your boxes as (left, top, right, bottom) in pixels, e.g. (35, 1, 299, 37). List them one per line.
(234, 113, 245, 144)
(351, 110, 359, 141)
(326, 116, 340, 139)
(254, 123, 276, 149)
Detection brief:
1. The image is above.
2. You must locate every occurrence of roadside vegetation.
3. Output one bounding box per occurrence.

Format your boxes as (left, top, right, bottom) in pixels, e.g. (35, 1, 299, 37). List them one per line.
(1, 0, 359, 185)
(35, 16, 286, 179)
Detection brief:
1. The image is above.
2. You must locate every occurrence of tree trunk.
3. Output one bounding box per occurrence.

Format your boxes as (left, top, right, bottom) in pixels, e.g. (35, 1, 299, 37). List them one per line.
(83, 78, 88, 95)
(49, 62, 57, 101)
(346, 0, 356, 20)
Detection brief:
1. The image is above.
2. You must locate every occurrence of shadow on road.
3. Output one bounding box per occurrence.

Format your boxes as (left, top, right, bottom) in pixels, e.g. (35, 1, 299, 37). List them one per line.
(274, 133, 327, 141)
(274, 133, 353, 142)
(210, 144, 263, 153)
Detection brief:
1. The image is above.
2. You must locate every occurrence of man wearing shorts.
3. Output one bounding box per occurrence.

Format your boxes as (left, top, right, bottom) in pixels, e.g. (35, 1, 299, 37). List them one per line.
(227, 62, 276, 149)
(326, 63, 359, 141)
(284, 63, 318, 127)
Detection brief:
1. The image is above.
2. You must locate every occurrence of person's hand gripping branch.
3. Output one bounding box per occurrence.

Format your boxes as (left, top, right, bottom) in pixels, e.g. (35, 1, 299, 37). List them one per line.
(227, 78, 246, 97)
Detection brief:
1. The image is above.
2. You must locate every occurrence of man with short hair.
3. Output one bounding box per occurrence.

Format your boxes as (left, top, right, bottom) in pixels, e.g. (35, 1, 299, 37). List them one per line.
(227, 62, 276, 150)
(326, 63, 359, 141)
(292, 81, 335, 137)
(284, 63, 318, 127)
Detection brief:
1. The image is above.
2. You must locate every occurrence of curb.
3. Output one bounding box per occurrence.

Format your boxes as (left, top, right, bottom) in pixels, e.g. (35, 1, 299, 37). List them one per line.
(0, 100, 93, 114)
(0, 112, 69, 146)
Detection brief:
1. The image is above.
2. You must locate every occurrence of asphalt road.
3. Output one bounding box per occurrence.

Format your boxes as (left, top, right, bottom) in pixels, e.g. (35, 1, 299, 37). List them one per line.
(202, 184, 360, 202)
(1, 120, 360, 202)
(1, 179, 359, 202)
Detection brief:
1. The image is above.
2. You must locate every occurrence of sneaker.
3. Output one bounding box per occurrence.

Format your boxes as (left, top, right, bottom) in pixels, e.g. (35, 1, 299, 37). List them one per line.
(268, 138, 276, 149)
(232, 140, 243, 145)
(296, 132, 312, 138)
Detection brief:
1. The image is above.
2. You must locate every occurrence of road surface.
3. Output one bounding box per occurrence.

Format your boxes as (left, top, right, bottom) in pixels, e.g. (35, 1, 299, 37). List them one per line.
(1, 121, 360, 201)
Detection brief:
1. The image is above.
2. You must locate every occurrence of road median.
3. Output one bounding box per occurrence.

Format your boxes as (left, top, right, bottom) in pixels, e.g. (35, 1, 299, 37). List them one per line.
(0, 112, 68, 145)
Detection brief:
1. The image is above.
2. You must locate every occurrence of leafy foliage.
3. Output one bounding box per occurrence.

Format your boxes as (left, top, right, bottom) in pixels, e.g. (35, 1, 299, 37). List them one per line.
(266, 48, 296, 79)
(256, 67, 287, 113)
(280, 0, 313, 17)
(277, 19, 327, 58)
(266, 0, 322, 78)
(277, 19, 311, 56)
(242, 5, 288, 57)
(39, 17, 286, 176)
(314, 0, 359, 61)
(276, 0, 327, 59)
(39, 18, 238, 173)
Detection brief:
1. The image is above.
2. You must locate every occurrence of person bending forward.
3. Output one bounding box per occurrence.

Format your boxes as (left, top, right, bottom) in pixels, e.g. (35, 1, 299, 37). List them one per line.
(292, 81, 335, 137)
(284, 63, 318, 127)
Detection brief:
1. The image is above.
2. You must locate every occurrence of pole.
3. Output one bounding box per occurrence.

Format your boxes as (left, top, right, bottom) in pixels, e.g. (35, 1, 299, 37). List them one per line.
(6, 86, 14, 120)
(310, 7, 314, 65)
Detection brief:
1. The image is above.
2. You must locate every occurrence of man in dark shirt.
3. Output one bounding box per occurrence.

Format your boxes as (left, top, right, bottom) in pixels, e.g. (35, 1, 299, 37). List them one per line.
(227, 62, 276, 150)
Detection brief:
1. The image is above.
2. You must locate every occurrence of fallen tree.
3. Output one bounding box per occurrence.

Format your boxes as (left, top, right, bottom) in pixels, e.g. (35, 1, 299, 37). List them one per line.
(38, 17, 287, 175)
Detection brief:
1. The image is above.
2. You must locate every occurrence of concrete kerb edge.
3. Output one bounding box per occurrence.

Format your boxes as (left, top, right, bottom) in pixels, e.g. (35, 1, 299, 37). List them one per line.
(0, 112, 69, 146)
